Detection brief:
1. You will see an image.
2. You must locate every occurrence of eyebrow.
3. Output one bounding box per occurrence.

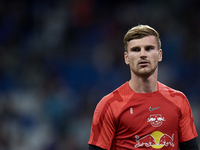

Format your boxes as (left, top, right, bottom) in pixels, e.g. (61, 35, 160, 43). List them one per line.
(145, 45, 155, 48)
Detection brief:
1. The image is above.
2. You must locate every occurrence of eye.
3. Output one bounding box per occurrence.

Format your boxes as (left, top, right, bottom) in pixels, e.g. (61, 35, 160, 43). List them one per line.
(131, 47, 140, 52)
(145, 46, 154, 51)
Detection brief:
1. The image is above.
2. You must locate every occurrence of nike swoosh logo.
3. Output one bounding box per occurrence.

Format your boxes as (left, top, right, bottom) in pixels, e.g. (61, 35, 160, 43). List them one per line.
(149, 106, 160, 111)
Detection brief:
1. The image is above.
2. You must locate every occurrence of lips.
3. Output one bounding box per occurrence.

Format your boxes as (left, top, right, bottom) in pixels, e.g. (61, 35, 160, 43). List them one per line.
(138, 60, 150, 66)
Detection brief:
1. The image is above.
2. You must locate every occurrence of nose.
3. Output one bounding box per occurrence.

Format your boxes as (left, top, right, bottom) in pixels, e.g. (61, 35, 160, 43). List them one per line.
(140, 49, 147, 58)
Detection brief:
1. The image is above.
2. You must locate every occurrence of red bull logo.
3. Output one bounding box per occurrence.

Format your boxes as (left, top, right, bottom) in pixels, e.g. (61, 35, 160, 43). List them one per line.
(147, 114, 165, 127)
(135, 131, 174, 149)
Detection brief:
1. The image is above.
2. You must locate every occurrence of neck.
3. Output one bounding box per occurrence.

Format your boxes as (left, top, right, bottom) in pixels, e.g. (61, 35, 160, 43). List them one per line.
(129, 69, 158, 93)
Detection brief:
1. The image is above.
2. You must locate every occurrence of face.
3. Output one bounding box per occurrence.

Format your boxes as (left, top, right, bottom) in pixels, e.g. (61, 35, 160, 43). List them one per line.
(124, 35, 162, 77)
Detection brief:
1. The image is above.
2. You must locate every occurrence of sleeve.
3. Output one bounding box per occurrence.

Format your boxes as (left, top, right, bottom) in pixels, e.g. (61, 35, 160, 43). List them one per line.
(88, 95, 117, 149)
(178, 94, 198, 142)
(179, 138, 199, 150)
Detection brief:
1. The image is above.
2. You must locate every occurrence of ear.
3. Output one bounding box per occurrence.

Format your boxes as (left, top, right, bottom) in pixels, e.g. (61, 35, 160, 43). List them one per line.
(158, 49, 162, 62)
(124, 52, 129, 65)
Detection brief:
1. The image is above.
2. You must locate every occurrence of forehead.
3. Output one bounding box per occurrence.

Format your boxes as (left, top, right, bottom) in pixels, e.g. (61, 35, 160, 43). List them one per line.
(127, 35, 158, 50)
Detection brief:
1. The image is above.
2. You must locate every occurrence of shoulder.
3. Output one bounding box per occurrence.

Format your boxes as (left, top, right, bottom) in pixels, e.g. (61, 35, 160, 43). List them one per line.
(98, 82, 132, 105)
(94, 82, 133, 117)
(158, 82, 186, 99)
(158, 82, 188, 109)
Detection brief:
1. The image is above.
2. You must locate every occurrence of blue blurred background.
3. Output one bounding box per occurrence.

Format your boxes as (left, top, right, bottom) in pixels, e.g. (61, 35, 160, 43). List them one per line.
(0, 0, 200, 149)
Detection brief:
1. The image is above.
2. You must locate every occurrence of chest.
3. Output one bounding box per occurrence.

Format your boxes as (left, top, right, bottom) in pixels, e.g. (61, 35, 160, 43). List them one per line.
(116, 95, 181, 135)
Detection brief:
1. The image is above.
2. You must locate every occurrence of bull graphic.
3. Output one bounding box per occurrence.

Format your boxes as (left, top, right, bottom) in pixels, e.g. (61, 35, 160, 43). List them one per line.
(159, 134, 174, 147)
(147, 114, 165, 127)
(134, 135, 156, 148)
(135, 133, 174, 148)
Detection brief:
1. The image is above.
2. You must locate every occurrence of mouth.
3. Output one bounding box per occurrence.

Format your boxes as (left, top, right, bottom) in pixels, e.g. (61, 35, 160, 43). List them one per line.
(138, 60, 150, 66)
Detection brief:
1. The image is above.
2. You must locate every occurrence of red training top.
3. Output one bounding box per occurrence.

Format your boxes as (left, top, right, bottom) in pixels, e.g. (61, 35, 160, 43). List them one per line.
(88, 82, 198, 150)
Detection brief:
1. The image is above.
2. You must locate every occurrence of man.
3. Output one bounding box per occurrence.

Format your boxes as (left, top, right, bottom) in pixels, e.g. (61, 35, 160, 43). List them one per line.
(88, 25, 199, 150)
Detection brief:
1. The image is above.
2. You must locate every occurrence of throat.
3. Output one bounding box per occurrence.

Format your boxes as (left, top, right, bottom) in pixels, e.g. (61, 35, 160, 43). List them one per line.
(128, 79, 158, 93)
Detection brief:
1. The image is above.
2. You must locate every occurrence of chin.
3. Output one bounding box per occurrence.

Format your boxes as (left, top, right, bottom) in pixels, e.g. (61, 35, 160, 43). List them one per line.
(137, 70, 155, 77)
(139, 73, 152, 78)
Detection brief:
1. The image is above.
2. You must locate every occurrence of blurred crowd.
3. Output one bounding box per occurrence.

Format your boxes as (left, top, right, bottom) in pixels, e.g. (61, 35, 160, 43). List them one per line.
(0, 0, 200, 149)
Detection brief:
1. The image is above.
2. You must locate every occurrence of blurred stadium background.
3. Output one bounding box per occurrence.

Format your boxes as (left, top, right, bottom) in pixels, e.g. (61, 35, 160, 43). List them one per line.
(0, 0, 200, 149)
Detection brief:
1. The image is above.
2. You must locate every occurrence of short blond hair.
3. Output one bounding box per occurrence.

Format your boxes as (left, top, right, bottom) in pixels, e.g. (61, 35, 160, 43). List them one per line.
(124, 25, 161, 52)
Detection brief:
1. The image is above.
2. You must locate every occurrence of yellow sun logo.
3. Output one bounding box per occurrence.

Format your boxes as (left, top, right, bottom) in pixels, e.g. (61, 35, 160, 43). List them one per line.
(151, 131, 164, 149)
